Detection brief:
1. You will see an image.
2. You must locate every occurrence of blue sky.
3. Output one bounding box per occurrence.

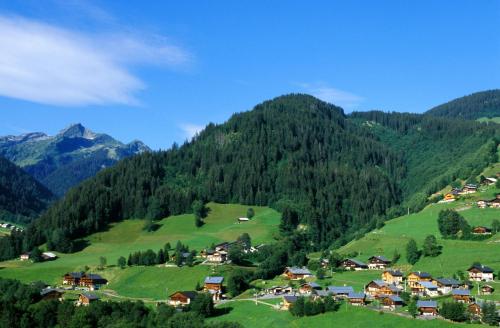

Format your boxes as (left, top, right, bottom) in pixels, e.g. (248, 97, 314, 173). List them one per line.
(0, 1, 498, 149)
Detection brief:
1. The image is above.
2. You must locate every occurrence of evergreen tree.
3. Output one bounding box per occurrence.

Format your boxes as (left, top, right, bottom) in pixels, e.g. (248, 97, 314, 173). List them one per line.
(492, 219, 500, 234)
(392, 249, 401, 264)
(174, 250, 183, 267)
(408, 299, 418, 318)
(98, 256, 107, 270)
(422, 235, 441, 257)
(406, 239, 421, 265)
(481, 301, 499, 326)
(190, 293, 214, 318)
(440, 301, 468, 322)
(157, 249, 165, 264)
(30, 247, 43, 263)
(117, 256, 126, 269)
(246, 208, 255, 219)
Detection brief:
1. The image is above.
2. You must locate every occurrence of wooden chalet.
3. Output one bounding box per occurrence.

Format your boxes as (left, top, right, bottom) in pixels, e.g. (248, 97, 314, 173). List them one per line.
(483, 177, 498, 185)
(368, 255, 391, 270)
(63, 272, 84, 286)
(380, 295, 404, 310)
(299, 282, 321, 294)
(347, 292, 366, 306)
(472, 226, 492, 235)
(283, 267, 313, 280)
(205, 250, 227, 264)
(382, 270, 404, 285)
(327, 286, 354, 299)
(443, 193, 456, 201)
(365, 280, 399, 297)
(414, 281, 439, 297)
(341, 258, 368, 271)
(452, 289, 472, 303)
(467, 264, 494, 282)
(461, 184, 477, 194)
(265, 286, 292, 295)
(78, 293, 99, 306)
(282, 296, 298, 310)
(417, 300, 438, 316)
(481, 285, 494, 295)
(407, 271, 432, 288)
(40, 288, 64, 301)
(80, 274, 108, 290)
(468, 303, 482, 316)
(168, 291, 198, 307)
(433, 278, 460, 295)
(204, 276, 224, 301)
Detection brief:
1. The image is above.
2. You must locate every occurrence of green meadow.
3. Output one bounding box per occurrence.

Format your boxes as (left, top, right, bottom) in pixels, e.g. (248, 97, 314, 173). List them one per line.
(0, 203, 279, 299)
(209, 300, 482, 328)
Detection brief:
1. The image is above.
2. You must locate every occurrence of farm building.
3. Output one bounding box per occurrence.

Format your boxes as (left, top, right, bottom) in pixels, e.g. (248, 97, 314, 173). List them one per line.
(433, 278, 460, 294)
(341, 258, 368, 271)
(168, 291, 198, 307)
(467, 264, 494, 282)
(78, 293, 99, 306)
(452, 289, 472, 303)
(380, 295, 404, 310)
(347, 293, 366, 306)
(40, 288, 64, 301)
(367, 255, 391, 270)
(299, 282, 321, 294)
(327, 286, 354, 299)
(472, 226, 492, 235)
(237, 217, 249, 223)
(42, 252, 57, 261)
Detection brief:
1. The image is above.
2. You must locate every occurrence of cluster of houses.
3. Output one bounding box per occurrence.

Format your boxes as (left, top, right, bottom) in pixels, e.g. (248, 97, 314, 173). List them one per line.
(168, 275, 225, 307)
(277, 259, 496, 317)
(477, 193, 500, 209)
(39, 287, 100, 307)
(20, 251, 57, 261)
(199, 241, 263, 264)
(0, 222, 23, 232)
(62, 272, 108, 291)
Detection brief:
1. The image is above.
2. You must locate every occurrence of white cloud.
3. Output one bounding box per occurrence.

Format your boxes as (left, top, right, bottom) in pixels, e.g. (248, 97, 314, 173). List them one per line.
(299, 83, 364, 110)
(0, 15, 192, 106)
(179, 123, 205, 140)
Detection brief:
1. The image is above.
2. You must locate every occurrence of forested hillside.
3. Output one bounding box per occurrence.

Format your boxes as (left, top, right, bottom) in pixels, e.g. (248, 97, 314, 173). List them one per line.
(0, 123, 150, 196)
(1, 94, 499, 260)
(0, 157, 54, 224)
(350, 111, 499, 210)
(425, 89, 500, 120)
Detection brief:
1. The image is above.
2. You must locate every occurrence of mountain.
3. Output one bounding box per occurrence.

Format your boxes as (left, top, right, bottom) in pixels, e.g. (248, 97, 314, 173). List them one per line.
(0, 124, 150, 196)
(425, 89, 500, 120)
(1, 93, 499, 260)
(0, 157, 54, 224)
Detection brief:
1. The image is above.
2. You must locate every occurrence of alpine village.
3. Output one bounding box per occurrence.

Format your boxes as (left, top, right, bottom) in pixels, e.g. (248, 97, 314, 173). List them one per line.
(0, 2, 499, 328)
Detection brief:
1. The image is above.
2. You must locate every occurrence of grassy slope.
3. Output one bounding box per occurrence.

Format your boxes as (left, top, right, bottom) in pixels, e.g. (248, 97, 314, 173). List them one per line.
(0, 203, 279, 299)
(477, 117, 500, 124)
(209, 300, 481, 328)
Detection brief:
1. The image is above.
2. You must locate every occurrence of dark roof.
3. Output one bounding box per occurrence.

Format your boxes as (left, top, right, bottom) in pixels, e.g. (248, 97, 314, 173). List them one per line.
(313, 290, 329, 297)
(435, 278, 460, 286)
(411, 271, 432, 278)
(81, 293, 99, 300)
(347, 292, 365, 299)
(65, 272, 84, 278)
(302, 282, 321, 289)
(417, 300, 437, 308)
(283, 296, 298, 303)
(452, 289, 471, 296)
(344, 258, 367, 267)
(171, 291, 198, 299)
(388, 295, 403, 302)
(369, 255, 390, 263)
(468, 264, 494, 273)
(205, 276, 224, 284)
(40, 288, 64, 296)
(384, 270, 403, 277)
(86, 273, 106, 280)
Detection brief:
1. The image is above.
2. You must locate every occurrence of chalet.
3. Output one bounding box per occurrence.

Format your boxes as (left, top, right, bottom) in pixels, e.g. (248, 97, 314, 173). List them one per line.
(468, 302, 482, 317)
(283, 267, 313, 280)
(452, 289, 472, 303)
(365, 280, 399, 297)
(214, 242, 234, 252)
(451, 188, 462, 196)
(63, 272, 84, 286)
(368, 255, 391, 270)
(327, 286, 354, 299)
(42, 252, 57, 261)
(489, 195, 500, 208)
(80, 273, 108, 290)
(477, 200, 488, 208)
(382, 270, 404, 285)
(483, 177, 497, 185)
(237, 217, 249, 223)
(417, 300, 438, 316)
(78, 293, 99, 306)
(320, 258, 329, 268)
(433, 278, 460, 295)
(467, 264, 494, 282)
(472, 226, 492, 235)
(168, 291, 198, 307)
(461, 184, 477, 194)
(347, 293, 366, 306)
(380, 295, 404, 310)
(411, 281, 438, 297)
(312, 290, 330, 300)
(481, 285, 494, 295)
(265, 286, 292, 295)
(299, 282, 321, 294)
(206, 250, 227, 264)
(282, 296, 298, 310)
(341, 258, 368, 271)
(40, 288, 64, 301)
(204, 276, 224, 301)
(442, 193, 456, 202)
(20, 252, 31, 261)
(407, 271, 432, 288)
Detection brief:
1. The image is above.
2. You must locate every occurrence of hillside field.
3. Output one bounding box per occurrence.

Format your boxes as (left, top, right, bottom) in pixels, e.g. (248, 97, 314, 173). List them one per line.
(0, 202, 279, 300)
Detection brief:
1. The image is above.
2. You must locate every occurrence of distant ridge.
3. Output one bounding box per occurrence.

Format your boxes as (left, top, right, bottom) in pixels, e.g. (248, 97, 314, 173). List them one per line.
(0, 123, 150, 196)
(425, 89, 500, 120)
